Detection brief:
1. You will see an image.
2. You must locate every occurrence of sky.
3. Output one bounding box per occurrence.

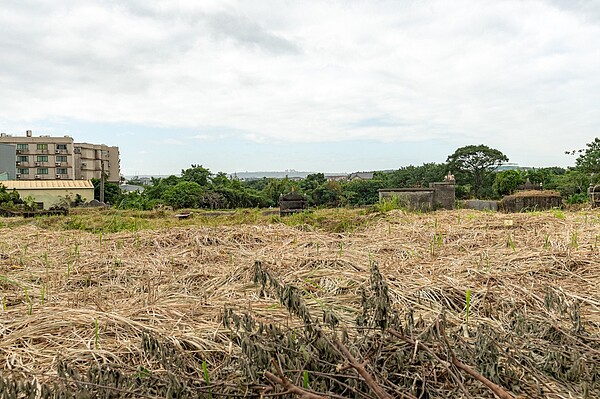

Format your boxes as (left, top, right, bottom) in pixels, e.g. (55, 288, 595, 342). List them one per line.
(1, 0, 599, 176)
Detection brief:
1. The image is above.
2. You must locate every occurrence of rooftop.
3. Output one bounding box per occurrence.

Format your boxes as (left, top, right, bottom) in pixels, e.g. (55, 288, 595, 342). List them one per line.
(0, 180, 94, 190)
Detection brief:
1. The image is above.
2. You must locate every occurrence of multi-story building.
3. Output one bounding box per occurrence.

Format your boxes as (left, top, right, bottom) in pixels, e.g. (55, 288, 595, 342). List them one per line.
(0, 130, 120, 183)
(73, 142, 120, 182)
(0, 143, 16, 180)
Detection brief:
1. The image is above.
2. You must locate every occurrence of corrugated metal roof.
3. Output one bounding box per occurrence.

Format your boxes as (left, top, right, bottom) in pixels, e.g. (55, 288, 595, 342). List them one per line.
(0, 180, 94, 189)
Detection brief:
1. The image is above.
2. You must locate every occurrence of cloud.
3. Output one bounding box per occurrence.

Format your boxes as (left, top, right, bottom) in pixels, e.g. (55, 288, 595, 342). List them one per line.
(0, 0, 599, 170)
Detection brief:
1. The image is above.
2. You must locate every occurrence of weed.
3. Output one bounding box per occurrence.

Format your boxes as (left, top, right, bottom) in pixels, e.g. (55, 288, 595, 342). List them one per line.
(552, 208, 565, 220)
(465, 289, 471, 325)
(570, 231, 579, 249)
(94, 319, 99, 350)
(24, 287, 32, 315)
(202, 360, 212, 399)
(303, 370, 310, 389)
(506, 233, 516, 252)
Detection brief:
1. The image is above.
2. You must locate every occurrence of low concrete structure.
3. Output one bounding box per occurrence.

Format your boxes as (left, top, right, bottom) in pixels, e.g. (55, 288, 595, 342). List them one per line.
(589, 184, 600, 208)
(0, 180, 94, 209)
(500, 190, 562, 212)
(279, 192, 308, 216)
(461, 200, 499, 211)
(378, 181, 455, 211)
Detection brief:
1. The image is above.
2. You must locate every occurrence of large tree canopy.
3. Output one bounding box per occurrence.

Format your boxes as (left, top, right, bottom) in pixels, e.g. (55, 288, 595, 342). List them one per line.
(447, 145, 508, 198)
(574, 137, 600, 176)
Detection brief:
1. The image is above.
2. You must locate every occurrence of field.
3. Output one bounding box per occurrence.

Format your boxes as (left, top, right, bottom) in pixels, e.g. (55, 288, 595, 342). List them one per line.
(0, 208, 599, 398)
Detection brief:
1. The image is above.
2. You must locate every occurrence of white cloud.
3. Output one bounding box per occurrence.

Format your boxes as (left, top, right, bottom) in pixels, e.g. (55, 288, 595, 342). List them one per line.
(1, 0, 599, 168)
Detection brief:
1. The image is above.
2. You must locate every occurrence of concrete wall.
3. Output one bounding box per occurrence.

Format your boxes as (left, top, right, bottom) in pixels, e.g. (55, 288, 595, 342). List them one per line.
(379, 189, 435, 211)
(0, 143, 16, 180)
(379, 183, 456, 211)
(430, 182, 455, 210)
(461, 200, 499, 211)
(500, 194, 562, 212)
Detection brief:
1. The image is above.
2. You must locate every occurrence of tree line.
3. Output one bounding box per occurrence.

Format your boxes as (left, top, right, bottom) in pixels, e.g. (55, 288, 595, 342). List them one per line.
(91, 138, 599, 210)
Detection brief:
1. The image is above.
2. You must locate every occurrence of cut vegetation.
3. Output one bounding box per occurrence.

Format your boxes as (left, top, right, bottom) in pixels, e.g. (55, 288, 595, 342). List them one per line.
(0, 208, 599, 398)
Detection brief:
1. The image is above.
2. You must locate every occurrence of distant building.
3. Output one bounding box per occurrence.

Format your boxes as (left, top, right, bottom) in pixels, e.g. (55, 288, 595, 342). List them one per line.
(0, 130, 120, 183)
(0, 143, 16, 180)
(348, 172, 374, 181)
(0, 180, 94, 209)
(120, 184, 145, 193)
(325, 174, 348, 182)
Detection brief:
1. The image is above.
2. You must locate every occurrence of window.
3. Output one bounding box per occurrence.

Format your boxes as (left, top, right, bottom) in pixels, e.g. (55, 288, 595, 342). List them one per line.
(35, 202, 44, 210)
(17, 143, 29, 150)
(36, 155, 48, 162)
(37, 143, 48, 150)
(37, 168, 49, 175)
(56, 168, 68, 175)
(56, 144, 67, 150)
(17, 156, 28, 163)
(56, 155, 67, 162)
(17, 168, 29, 174)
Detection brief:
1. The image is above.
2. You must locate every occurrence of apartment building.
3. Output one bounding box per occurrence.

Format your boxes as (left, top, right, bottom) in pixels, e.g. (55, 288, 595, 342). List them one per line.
(0, 130, 120, 183)
(0, 143, 16, 180)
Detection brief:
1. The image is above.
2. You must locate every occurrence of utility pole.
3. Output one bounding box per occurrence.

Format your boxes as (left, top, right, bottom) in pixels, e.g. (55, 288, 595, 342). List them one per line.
(100, 159, 105, 203)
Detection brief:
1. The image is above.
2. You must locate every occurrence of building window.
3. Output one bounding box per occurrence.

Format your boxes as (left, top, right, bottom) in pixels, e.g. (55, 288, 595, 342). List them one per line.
(56, 144, 67, 150)
(56, 168, 68, 175)
(56, 155, 67, 162)
(37, 168, 49, 175)
(17, 143, 29, 150)
(37, 143, 48, 150)
(17, 156, 28, 163)
(17, 168, 29, 174)
(36, 155, 48, 162)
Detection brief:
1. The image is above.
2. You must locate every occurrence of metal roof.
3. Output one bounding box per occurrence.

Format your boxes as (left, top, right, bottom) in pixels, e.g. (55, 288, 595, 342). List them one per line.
(0, 180, 94, 189)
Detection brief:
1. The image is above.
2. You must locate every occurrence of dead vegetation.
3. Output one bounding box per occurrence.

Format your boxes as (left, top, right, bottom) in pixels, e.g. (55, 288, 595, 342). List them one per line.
(0, 209, 599, 398)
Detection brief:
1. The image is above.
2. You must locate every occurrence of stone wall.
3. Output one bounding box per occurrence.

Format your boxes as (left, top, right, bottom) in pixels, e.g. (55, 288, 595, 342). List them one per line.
(500, 191, 562, 212)
(379, 183, 455, 211)
(461, 200, 499, 211)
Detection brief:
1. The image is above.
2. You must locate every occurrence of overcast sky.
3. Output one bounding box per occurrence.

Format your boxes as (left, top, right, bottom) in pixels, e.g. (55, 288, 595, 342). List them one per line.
(1, 0, 599, 175)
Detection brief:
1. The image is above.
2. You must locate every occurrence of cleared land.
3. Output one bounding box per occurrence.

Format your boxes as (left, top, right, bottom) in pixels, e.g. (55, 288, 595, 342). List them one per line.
(0, 208, 599, 398)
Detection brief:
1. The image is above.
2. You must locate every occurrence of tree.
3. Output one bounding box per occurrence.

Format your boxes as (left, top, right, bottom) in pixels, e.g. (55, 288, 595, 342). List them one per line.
(493, 170, 525, 197)
(573, 137, 600, 178)
(162, 181, 204, 209)
(447, 145, 508, 198)
(91, 179, 122, 205)
(181, 165, 211, 187)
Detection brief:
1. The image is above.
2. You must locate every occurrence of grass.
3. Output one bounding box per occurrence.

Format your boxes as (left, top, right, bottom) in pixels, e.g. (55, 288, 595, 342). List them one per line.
(1, 206, 599, 397)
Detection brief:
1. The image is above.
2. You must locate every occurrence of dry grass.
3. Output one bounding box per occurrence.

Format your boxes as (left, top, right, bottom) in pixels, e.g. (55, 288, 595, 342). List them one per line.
(0, 208, 599, 397)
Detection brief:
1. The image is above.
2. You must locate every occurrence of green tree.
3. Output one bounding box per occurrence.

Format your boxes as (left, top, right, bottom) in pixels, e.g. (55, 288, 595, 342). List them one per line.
(263, 178, 296, 206)
(0, 184, 22, 208)
(342, 179, 386, 206)
(573, 137, 600, 178)
(447, 145, 508, 198)
(91, 179, 122, 205)
(383, 163, 447, 188)
(162, 181, 203, 209)
(181, 165, 211, 187)
(493, 170, 526, 197)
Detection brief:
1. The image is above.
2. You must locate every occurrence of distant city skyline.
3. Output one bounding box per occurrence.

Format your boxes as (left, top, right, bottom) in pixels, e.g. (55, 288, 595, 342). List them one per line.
(1, 1, 598, 175)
